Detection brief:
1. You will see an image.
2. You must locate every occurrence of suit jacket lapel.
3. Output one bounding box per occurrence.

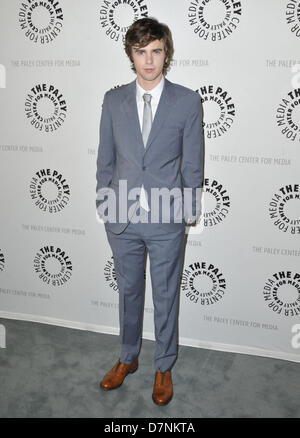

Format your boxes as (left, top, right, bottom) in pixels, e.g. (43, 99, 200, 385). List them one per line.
(120, 78, 176, 156)
(120, 80, 144, 152)
(144, 78, 175, 154)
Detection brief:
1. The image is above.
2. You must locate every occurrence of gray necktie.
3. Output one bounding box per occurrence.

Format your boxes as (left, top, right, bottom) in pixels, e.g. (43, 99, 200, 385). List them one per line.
(139, 93, 152, 213)
(142, 93, 152, 147)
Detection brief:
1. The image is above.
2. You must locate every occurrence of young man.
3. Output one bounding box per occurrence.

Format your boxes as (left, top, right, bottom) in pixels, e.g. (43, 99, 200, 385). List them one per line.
(96, 18, 204, 405)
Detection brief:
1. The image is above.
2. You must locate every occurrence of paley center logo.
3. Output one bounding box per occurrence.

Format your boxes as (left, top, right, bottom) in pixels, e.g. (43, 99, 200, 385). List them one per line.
(181, 261, 227, 305)
(197, 85, 236, 139)
(268, 184, 300, 235)
(29, 169, 70, 213)
(263, 271, 300, 317)
(188, 0, 242, 42)
(34, 245, 72, 286)
(19, 0, 63, 44)
(0, 248, 5, 272)
(104, 256, 118, 292)
(99, 0, 148, 43)
(25, 84, 67, 132)
(276, 87, 300, 142)
(201, 177, 230, 227)
(104, 255, 146, 292)
(285, 1, 300, 38)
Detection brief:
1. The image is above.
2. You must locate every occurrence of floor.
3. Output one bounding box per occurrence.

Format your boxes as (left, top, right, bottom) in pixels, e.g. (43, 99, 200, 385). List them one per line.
(0, 317, 299, 418)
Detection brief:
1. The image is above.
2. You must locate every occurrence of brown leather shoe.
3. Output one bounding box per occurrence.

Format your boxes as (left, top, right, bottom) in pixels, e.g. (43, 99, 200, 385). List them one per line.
(100, 359, 138, 391)
(152, 370, 173, 405)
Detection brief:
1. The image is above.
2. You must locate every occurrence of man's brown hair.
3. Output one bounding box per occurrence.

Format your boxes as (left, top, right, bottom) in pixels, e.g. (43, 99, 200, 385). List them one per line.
(125, 17, 174, 76)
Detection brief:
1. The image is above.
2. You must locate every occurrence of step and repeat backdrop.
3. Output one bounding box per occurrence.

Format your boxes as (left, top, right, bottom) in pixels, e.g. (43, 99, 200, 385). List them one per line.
(0, 0, 300, 362)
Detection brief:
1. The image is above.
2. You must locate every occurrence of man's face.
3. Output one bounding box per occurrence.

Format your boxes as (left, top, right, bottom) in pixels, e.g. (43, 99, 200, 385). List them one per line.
(131, 39, 166, 90)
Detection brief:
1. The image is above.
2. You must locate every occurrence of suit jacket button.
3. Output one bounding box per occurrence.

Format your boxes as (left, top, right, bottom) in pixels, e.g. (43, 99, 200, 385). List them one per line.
(142, 166, 146, 170)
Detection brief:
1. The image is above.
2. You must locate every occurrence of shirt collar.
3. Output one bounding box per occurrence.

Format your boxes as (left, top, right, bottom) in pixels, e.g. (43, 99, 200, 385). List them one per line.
(136, 75, 165, 101)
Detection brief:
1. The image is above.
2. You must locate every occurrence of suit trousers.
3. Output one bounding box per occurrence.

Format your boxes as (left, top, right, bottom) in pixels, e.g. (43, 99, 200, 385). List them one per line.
(106, 207, 186, 372)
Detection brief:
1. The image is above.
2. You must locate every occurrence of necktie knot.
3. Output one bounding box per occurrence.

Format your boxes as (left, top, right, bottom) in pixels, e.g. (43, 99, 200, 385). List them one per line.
(143, 93, 152, 103)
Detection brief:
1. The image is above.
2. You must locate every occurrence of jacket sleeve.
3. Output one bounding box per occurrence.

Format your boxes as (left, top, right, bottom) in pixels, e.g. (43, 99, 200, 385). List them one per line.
(181, 92, 205, 225)
(96, 91, 116, 211)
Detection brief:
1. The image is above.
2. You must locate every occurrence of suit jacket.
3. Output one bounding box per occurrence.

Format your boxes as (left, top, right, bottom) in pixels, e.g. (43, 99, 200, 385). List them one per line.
(96, 77, 204, 234)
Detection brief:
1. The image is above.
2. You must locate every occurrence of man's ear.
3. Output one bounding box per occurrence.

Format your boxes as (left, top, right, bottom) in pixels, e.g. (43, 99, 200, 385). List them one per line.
(129, 52, 134, 65)
(127, 55, 133, 66)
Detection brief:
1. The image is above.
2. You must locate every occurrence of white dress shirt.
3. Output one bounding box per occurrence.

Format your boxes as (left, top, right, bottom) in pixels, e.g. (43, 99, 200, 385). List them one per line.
(136, 76, 164, 212)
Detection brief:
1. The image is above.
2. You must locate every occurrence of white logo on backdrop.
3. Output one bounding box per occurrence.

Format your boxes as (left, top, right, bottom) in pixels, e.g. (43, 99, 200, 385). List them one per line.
(99, 0, 148, 43)
(263, 271, 300, 317)
(188, 0, 242, 42)
(197, 85, 236, 139)
(30, 169, 71, 213)
(269, 185, 300, 235)
(19, 0, 63, 44)
(34, 246, 72, 287)
(0, 249, 4, 272)
(200, 178, 230, 227)
(182, 261, 227, 305)
(25, 84, 67, 132)
(276, 88, 300, 142)
(285, 1, 300, 38)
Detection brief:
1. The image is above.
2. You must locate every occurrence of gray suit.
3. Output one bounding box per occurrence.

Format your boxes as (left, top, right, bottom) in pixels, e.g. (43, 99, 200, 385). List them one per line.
(96, 78, 204, 371)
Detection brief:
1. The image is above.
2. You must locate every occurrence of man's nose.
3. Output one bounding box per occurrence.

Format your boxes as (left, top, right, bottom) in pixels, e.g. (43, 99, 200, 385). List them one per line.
(145, 53, 153, 64)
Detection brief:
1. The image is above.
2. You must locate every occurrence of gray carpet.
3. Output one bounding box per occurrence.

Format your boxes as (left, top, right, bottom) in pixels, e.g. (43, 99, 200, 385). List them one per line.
(0, 317, 299, 418)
